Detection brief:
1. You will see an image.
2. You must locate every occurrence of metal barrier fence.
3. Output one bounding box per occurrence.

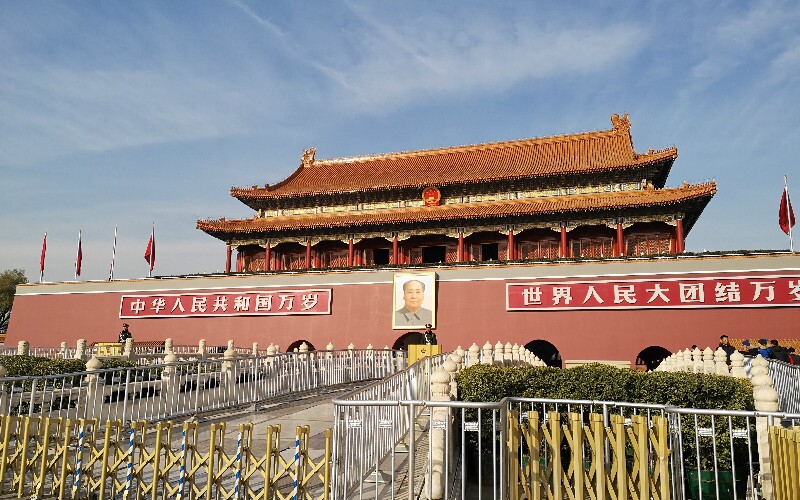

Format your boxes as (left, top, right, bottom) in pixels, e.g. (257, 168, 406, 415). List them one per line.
(0, 349, 406, 423)
(0, 414, 331, 499)
(769, 426, 800, 500)
(331, 354, 447, 499)
(333, 391, 800, 500)
(767, 360, 800, 414)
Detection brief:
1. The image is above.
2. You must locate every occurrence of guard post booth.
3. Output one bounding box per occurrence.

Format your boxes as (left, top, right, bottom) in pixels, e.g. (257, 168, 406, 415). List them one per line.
(407, 344, 442, 366)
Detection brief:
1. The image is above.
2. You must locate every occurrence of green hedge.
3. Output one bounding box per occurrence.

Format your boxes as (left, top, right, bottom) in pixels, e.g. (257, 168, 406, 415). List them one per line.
(0, 355, 136, 378)
(455, 363, 755, 470)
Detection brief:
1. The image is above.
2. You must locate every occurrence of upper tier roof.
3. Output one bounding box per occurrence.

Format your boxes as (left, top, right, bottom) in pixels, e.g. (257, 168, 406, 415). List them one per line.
(232, 114, 677, 201)
(200, 182, 715, 235)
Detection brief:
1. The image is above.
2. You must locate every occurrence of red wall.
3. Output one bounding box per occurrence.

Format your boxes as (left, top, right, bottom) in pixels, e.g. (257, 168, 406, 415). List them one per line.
(7, 258, 800, 365)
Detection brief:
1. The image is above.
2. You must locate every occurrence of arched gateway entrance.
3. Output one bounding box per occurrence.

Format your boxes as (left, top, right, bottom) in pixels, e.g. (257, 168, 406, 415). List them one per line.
(636, 346, 671, 371)
(524, 340, 562, 368)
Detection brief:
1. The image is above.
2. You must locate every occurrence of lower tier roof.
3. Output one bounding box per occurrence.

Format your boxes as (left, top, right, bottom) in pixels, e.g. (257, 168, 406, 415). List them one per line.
(198, 183, 715, 240)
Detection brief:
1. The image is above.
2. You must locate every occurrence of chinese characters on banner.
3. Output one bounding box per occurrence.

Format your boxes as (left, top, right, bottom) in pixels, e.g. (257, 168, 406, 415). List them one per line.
(507, 275, 800, 311)
(120, 289, 332, 318)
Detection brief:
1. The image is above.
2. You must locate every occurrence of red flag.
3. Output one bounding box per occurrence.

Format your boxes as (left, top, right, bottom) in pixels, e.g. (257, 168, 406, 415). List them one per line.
(75, 230, 83, 278)
(39, 232, 47, 280)
(779, 187, 795, 235)
(144, 227, 155, 272)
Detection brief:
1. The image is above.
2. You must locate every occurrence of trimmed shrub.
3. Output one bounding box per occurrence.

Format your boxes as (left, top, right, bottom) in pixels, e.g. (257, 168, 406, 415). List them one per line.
(456, 363, 755, 471)
(456, 363, 754, 411)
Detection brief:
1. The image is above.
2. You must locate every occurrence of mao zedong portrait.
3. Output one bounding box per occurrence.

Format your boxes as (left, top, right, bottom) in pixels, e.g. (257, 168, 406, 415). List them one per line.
(395, 279, 433, 327)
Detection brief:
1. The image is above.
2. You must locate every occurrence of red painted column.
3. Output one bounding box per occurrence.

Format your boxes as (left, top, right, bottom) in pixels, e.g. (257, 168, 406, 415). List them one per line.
(457, 231, 464, 261)
(392, 234, 398, 264)
(236, 251, 243, 272)
(508, 230, 515, 260)
(676, 219, 685, 253)
(347, 238, 354, 266)
(560, 226, 568, 258)
(264, 242, 271, 271)
(225, 245, 232, 273)
(305, 241, 312, 268)
(616, 223, 624, 257)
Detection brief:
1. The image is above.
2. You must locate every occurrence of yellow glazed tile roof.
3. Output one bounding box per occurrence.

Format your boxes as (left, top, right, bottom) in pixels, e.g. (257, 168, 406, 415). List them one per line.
(232, 114, 677, 200)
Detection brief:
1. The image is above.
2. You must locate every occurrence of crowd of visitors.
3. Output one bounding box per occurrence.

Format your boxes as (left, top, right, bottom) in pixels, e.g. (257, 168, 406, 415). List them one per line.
(733, 336, 797, 364)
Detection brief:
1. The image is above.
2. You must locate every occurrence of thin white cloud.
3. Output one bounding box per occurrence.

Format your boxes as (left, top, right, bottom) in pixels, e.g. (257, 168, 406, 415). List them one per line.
(324, 4, 647, 110)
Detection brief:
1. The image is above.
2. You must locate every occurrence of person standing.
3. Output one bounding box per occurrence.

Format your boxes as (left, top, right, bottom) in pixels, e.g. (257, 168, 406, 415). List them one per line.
(718, 335, 736, 364)
(756, 339, 771, 358)
(422, 323, 438, 345)
(118, 323, 133, 343)
(769, 339, 790, 362)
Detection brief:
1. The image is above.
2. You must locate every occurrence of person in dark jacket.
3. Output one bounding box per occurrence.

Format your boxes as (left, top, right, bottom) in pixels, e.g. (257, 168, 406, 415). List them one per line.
(118, 323, 133, 343)
(787, 347, 800, 365)
(769, 339, 790, 362)
(739, 340, 758, 356)
(718, 335, 737, 364)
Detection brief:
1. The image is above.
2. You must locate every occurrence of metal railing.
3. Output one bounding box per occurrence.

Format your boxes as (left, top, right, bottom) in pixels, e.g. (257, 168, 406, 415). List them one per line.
(331, 353, 448, 499)
(0, 414, 332, 499)
(333, 389, 800, 500)
(0, 349, 406, 423)
(767, 359, 800, 414)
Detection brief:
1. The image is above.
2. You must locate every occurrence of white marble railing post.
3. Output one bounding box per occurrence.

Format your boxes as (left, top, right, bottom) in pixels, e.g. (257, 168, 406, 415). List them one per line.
(450, 351, 464, 373)
(83, 355, 105, 420)
(511, 343, 520, 365)
(442, 359, 458, 400)
(160, 350, 181, 414)
(0, 364, 8, 415)
(252, 342, 259, 356)
(222, 341, 238, 403)
(164, 338, 174, 355)
(74, 339, 88, 361)
(690, 347, 702, 373)
(197, 339, 207, 360)
(493, 342, 503, 365)
(702, 347, 715, 374)
(714, 348, 729, 376)
(730, 351, 747, 378)
(60, 342, 68, 359)
(348, 343, 356, 382)
(751, 355, 779, 500)
(426, 367, 452, 500)
(467, 344, 479, 367)
(17, 340, 30, 356)
(455, 347, 465, 370)
(503, 342, 513, 366)
(123, 338, 135, 361)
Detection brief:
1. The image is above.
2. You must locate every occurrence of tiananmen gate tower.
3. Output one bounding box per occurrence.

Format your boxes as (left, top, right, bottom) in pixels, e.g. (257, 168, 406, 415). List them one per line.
(7, 114, 800, 368)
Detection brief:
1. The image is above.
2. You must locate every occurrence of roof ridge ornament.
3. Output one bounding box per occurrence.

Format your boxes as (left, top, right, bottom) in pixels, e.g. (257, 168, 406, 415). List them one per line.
(610, 113, 630, 131)
(302, 147, 316, 167)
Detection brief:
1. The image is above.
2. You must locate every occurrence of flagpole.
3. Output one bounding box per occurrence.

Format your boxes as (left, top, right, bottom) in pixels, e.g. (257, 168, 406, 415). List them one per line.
(110, 226, 117, 281)
(787, 176, 794, 253)
(40, 231, 47, 283)
(75, 228, 82, 281)
(149, 223, 154, 278)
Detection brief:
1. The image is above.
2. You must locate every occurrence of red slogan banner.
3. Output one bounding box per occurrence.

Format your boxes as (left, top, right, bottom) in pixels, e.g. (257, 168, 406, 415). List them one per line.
(120, 289, 332, 318)
(507, 275, 800, 311)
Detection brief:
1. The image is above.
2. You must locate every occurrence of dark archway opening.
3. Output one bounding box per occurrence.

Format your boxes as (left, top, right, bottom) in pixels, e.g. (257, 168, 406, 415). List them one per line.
(422, 245, 447, 263)
(524, 339, 562, 368)
(286, 340, 316, 352)
(636, 345, 671, 371)
(392, 331, 426, 351)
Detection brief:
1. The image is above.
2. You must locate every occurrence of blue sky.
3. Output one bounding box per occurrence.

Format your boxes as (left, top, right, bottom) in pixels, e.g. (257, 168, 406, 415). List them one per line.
(2, 1, 799, 283)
